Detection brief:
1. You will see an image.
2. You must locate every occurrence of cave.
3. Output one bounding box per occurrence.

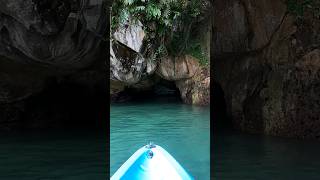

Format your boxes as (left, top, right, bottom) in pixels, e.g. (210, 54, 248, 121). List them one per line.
(111, 77, 182, 103)
(212, 81, 231, 131)
(0, 75, 107, 133)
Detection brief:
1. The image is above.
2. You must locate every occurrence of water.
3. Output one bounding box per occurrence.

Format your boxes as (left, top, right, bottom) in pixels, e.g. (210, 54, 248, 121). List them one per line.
(0, 131, 106, 179)
(214, 130, 320, 180)
(110, 99, 211, 179)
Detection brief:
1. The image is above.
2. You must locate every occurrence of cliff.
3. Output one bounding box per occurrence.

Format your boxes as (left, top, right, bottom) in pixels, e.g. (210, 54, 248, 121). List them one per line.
(213, 0, 320, 139)
(0, 0, 108, 130)
(110, 0, 212, 105)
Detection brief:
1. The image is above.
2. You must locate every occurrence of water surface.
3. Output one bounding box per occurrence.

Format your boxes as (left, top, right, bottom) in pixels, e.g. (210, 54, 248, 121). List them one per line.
(110, 99, 210, 179)
(214, 130, 320, 180)
(0, 130, 106, 179)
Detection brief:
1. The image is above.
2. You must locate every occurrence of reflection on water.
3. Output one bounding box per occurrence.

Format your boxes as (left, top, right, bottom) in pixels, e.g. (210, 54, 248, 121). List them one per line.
(110, 100, 210, 179)
(214, 130, 320, 180)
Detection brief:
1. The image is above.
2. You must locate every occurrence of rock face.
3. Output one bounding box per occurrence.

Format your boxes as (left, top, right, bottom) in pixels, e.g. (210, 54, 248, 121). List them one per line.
(110, 14, 211, 105)
(157, 55, 210, 105)
(113, 18, 145, 52)
(214, 0, 287, 55)
(110, 40, 146, 84)
(213, 0, 320, 139)
(0, 0, 108, 130)
(176, 66, 210, 105)
(0, 0, 107, 68)
(110, 18, 156, 85)
(156, 55, 200, 81)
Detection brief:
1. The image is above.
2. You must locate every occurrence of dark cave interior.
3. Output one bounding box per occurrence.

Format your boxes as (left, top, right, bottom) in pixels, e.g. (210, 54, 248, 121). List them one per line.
(111, 78, 182, 103)
(18, 78, 107, 132)
(212, 81, 232, 131)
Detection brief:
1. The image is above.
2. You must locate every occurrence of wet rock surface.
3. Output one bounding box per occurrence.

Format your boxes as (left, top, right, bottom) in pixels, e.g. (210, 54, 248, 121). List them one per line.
(213, 0, 320, 139)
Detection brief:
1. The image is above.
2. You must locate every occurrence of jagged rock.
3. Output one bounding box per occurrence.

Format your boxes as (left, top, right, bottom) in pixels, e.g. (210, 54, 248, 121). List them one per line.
(110, 17, 156, 86)
(110, 40, 145, 84)
(113, 18, 145, 53)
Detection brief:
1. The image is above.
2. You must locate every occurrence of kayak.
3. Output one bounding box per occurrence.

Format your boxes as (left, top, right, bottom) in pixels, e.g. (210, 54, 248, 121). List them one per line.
(111, 143, 194, 180)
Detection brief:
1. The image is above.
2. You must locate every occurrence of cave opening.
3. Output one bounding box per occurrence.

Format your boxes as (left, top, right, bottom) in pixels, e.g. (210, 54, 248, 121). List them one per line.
(212, 81, 232, 131)
(112, 78, 182, 103)
(20, 77, 107, 133)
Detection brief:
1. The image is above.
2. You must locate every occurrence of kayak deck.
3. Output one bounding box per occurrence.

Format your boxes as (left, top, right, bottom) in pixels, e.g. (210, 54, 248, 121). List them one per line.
(111, 144, 194, 180)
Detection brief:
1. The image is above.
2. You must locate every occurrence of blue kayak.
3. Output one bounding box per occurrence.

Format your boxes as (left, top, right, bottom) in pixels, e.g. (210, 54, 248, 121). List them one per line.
(111, 143, 194, 180)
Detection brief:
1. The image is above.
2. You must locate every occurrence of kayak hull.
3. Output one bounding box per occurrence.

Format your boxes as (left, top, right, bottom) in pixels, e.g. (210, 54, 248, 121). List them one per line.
(111, 144, 194, 180)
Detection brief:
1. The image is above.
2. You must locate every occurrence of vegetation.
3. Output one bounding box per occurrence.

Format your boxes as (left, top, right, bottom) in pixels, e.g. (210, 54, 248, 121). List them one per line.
(185, 42, 208, 66)
(111, 0, 208, 65)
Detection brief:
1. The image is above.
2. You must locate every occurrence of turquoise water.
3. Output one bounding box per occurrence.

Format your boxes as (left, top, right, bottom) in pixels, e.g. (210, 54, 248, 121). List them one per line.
(0, 131, 106, 179)
(214, 131, 320, 180)
(110, 99, 210, 179)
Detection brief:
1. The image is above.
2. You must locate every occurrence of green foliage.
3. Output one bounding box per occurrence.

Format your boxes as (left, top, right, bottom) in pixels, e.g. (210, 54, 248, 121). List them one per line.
(185, 42, 208, 66)
(111, 0, 188, 33)
(111, 0, 204, 63)
(287, 0, 320, 19)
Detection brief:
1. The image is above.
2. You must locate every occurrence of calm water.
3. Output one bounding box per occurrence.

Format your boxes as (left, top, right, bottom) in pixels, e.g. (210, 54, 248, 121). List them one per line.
(110, 99, 211, 179)
(1, 101, 318, 180)
(0, 131, 106, 179)
(214, 131, 320, 180)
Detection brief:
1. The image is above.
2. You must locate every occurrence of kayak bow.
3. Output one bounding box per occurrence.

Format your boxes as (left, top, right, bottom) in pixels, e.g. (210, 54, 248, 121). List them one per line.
(111, 143, 194, 180)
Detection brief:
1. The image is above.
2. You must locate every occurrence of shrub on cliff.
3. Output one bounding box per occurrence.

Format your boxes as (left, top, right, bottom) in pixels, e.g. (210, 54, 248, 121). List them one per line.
(111, 0, 208, 65)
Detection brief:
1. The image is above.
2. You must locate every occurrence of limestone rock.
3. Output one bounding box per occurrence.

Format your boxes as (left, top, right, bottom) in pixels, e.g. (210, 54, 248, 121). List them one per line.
(113, 18, 145, 53)
(213, 0, 287, 56)
(176, 67, 210, 106)
(213, 0, 320, 139)
(110, 40, 146, 84)
(156, 55, 200, 81)
(110, 17, 156, 86)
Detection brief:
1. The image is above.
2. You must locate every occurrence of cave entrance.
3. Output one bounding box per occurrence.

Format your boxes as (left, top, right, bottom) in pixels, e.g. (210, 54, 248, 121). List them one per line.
(21, 78, 107, 132)
(212, 81, 232, 131)
(116, 77, 182, 103)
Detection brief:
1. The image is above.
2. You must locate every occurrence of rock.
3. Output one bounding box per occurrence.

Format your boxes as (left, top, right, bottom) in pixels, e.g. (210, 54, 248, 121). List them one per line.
(213, 0, 320, 139)
(110, 80, 125, 95)
(0, 0, 106, 68)
(213, 0, 249, 55)
(0, 0, 107, 130)
(110, 17, 156, 86)
(110, 40, 146, 84)
(113, 18, 145, 53)
(213, 0, 287, 56)
(110, 79, 126, 102)
(156, 55, 200, 81)
(256, 50, 320, 138)
(176, 67, 210, 106)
